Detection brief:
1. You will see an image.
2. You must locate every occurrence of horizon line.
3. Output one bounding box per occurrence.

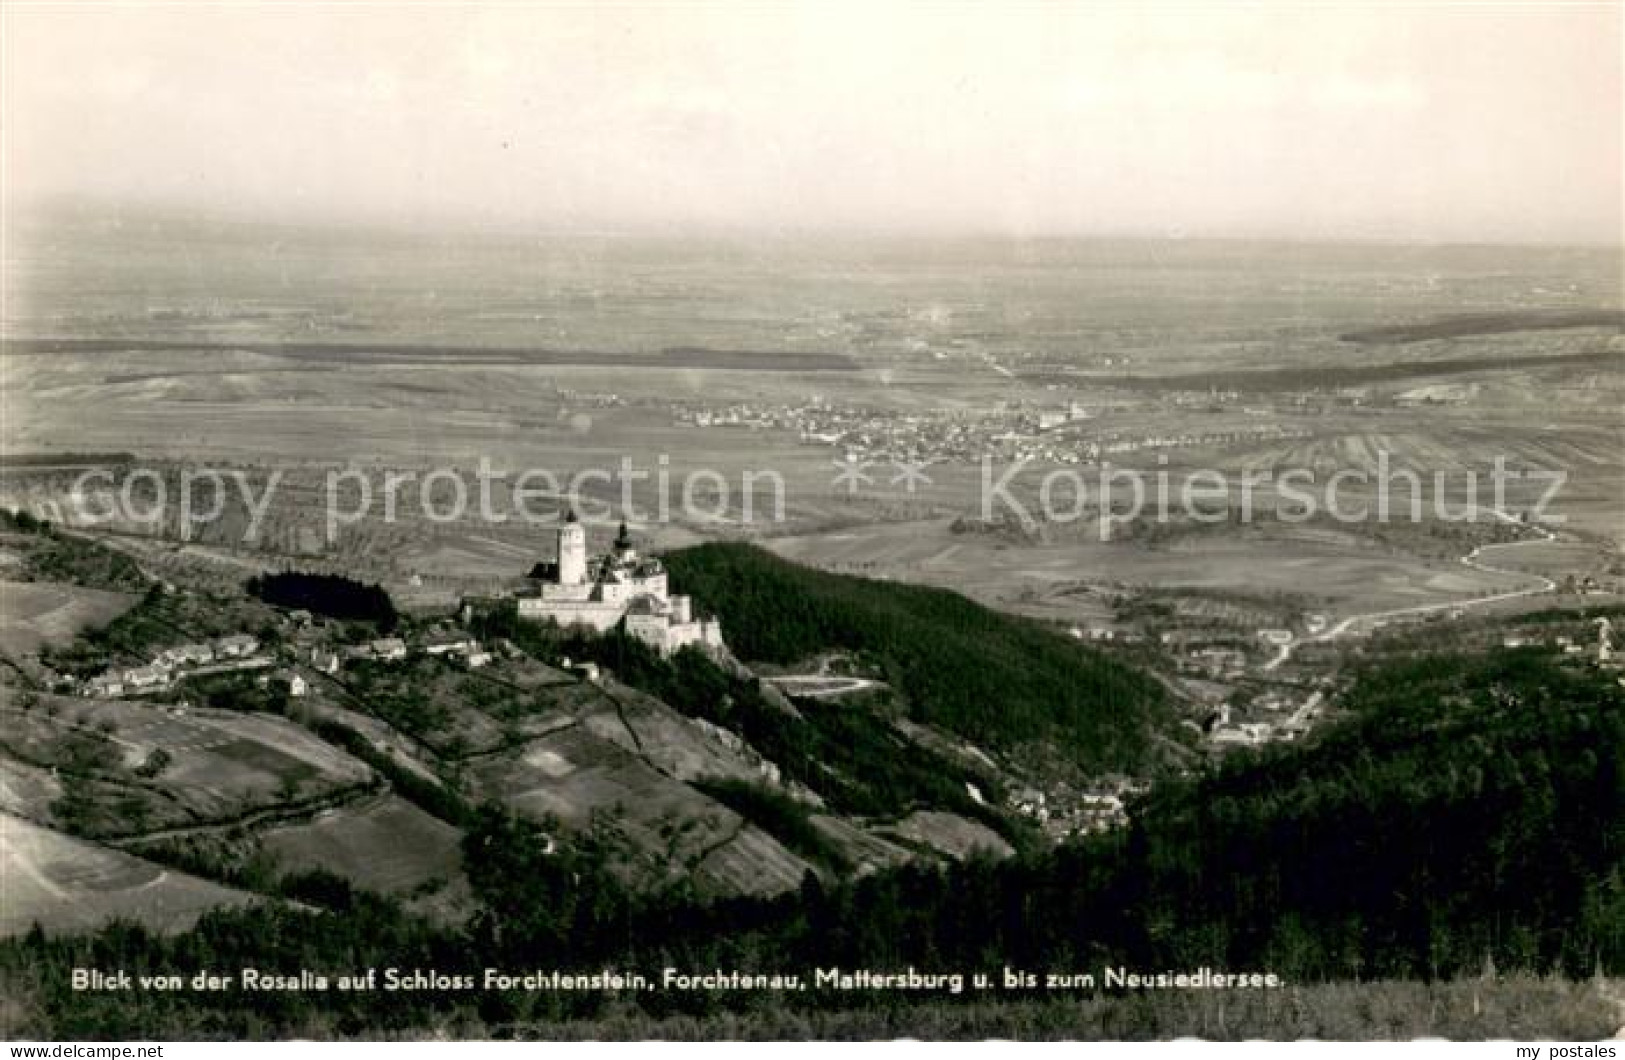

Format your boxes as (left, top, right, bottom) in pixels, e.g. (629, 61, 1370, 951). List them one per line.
(6, 194, 1624, 253)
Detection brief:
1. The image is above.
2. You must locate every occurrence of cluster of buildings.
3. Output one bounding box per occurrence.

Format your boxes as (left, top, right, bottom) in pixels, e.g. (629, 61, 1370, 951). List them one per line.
(1510, 618, 1624, 685)
(1070, 625, 1145, 646)
(81, 633, 263, 698)
(1010, 779, 1148, 839)
(314, 633, 493, 671)
(77, 619, 510, 704)
(1204, 691, 1324, 750)
(513, 514, 723, 656)
(1184, 646, 1249, 681)
(672, 394, 1309, 468)
(1087, 424, 1311, 459)
(674, 398, 1105, 464)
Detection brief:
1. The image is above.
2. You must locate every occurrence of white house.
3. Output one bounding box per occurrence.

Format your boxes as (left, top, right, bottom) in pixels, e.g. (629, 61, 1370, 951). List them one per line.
(83, 674, 124, 698)
(422, 636, 477, 657)
(122, 663, 169, 690)
(215, 634, 259, 659)
(160, 643, 215, 667)
(365, 637, 408, 662)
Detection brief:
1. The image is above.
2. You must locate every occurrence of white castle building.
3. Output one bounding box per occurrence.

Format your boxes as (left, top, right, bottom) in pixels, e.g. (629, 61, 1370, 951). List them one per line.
(516, 513, 723, 655)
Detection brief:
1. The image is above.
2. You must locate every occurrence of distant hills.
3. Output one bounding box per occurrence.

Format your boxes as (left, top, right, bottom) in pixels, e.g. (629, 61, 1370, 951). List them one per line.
(1019, 308, 1622, 393)
(1023, 346, 1618, 394)
(2, 338, 858, 372)
(1339, 309, 1625, 345)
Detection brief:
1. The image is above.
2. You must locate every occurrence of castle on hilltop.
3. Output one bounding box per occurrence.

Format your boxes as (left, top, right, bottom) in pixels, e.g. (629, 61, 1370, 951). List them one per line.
(516, 512, 723, 656)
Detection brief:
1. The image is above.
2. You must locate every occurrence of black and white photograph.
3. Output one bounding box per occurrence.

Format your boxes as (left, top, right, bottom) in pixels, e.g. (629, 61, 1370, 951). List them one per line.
(0, 1, 1621, 1045)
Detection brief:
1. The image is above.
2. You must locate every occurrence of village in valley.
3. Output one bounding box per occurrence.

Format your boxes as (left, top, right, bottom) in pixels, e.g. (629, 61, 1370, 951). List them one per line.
(58, 511, 721, 709)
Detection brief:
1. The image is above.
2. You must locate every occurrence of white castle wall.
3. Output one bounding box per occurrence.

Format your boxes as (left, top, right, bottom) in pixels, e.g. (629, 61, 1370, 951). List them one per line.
(517, 596, 625, 631)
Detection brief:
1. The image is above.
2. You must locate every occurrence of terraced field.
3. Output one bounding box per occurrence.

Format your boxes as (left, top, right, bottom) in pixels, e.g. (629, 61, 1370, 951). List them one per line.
(2, 697, 375, 837)
(0, 812, 256, 937)
(0, 580, 136, 654)
(585, 677, 791, 787)
(465, 715, 815, 897)
(0, 755, 62, 819)
(259, 793, 466, 897)
(879, 811, 1015, 861)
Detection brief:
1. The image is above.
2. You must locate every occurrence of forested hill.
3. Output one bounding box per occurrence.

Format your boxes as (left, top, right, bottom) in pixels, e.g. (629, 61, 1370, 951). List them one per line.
(1087, 648, 1625, 978)
(5, 647, 1619, 1040)
(682, 647, 1622, 983)
(662, 542, 1172, 773)
(662, 647, 1623, 981)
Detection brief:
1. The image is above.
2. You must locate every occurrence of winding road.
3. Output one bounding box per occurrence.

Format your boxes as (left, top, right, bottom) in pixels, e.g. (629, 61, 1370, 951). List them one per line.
(763, 673, 881, 698)
(762, 655, 884, 699)
(1262, 511, 1559, 672)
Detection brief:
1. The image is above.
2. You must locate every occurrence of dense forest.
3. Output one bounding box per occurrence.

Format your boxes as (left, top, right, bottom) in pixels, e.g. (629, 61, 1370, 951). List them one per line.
(661, 542, 1172, 772)
(4, 646, 1619, 1039)
(246, 571, 398, 629)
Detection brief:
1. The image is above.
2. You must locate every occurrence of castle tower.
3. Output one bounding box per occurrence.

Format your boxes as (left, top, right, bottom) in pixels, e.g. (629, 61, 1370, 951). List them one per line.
(558, 510, 587, 586)
(614, 521, 636, 563)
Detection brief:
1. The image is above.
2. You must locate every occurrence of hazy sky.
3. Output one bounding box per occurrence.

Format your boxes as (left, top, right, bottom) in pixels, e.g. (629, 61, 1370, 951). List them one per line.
(3, 3, 1620, 242)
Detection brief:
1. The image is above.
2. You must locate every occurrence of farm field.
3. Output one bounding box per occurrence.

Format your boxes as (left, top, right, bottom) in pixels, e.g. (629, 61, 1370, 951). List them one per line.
(3, 697, 375, 837)
(878, 810, 1015, 861)
(258, 793, 466, 897)
(808, 814, 915, 875)
(0, 580, 136, 654)
(464, 710, 815, 897)
(99, 702, 370, 804)
(0, 812, 256, 938)
(459, 666, 1013, 896)
(763, 517, 1535, 622)
(0, 755, 62, 819)
(586, 676, 790, 786)
(1468, 538, 1614, 580)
